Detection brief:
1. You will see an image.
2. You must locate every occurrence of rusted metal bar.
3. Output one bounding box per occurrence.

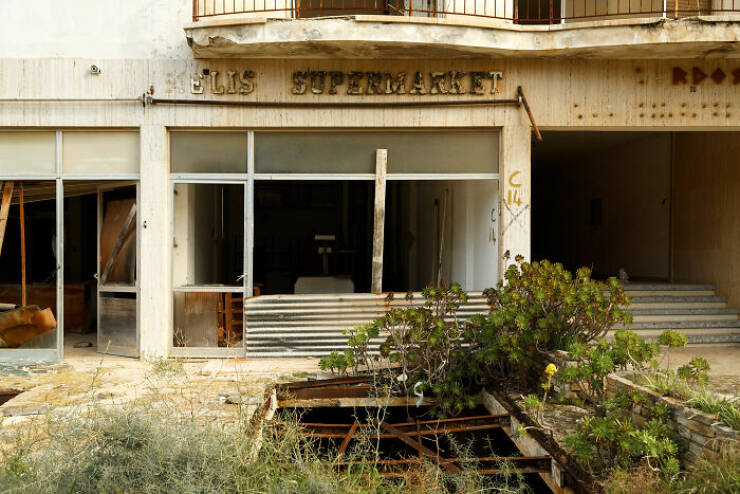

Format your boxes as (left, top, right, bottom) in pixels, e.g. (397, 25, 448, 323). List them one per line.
(279, 375, 375, 390)
(296, 413, 510, 429)
(517, 86, 543, 142)
(334, 455, 551, 467)
(379, 421, 462, 473)
(192, 0, 198, 21)
(293, 422, 504, 438)
(146, 96, 521, 109)
(336, 421, 359, 457)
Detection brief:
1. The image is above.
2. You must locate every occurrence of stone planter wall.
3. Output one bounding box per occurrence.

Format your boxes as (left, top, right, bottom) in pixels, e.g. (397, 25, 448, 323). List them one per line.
(546, 350, 739, 464)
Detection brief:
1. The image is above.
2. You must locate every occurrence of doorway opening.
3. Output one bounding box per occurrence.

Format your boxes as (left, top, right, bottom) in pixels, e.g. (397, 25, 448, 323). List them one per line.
(531, 131, 672, 281)
(63, 182, 138, 358)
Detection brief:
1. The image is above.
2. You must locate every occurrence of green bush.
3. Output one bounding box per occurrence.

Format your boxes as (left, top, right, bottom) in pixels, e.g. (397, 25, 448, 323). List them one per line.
(564, 392, 680, 478)
(467, 256, 632, 386)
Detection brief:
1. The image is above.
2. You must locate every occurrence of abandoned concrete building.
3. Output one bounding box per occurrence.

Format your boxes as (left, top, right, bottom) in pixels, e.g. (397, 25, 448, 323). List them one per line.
(0, 0, 738, 362)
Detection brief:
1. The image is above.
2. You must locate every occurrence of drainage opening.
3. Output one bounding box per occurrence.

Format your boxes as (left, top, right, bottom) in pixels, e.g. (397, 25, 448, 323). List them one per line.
(266, 379, 554, 491)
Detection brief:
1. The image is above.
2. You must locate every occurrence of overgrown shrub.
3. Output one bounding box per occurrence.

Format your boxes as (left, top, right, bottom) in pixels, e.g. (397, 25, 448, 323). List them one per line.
(466, 255, 632, 386)
(564, 392, 680, 479)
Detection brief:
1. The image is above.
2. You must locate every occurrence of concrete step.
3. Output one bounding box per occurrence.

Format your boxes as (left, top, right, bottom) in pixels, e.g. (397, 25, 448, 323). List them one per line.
(617, 320, 740, 330)
(606, 327, 740, 344)
(630, 308, 739, 323)
(627, 295, 727, 310)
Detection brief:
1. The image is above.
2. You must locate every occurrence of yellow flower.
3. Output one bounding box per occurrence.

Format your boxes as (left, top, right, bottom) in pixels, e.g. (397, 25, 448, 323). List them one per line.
(544, 363, 557, 376)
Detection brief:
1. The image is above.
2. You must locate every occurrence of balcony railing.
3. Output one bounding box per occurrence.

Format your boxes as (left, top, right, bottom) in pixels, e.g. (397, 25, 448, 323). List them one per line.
(192, 0, 738, 24)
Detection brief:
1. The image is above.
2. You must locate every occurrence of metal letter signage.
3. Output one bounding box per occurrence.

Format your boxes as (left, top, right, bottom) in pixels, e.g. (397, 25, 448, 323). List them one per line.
(191, 68, 256, 94)
(190, 68, 506, 96)
(289, 71, 503, 96)
(288, 70, 504, 96)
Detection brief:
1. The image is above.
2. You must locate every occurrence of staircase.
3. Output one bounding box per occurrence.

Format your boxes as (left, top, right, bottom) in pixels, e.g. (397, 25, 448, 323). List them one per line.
(615, 283, 740, 344)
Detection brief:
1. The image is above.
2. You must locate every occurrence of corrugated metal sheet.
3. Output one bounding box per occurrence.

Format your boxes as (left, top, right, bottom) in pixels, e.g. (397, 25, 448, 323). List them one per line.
(245, 292, 488, 358)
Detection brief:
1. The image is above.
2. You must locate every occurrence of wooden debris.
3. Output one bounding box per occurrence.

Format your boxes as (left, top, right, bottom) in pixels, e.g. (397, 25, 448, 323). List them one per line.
(0, 305, 57, 348)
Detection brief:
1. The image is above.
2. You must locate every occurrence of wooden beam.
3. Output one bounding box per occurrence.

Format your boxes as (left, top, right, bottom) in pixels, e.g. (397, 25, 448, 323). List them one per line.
(100, 203, 136, 284)
(371, 149, 387, 293)
(0, 181, 14, 257)
(19, 184, 26, 307)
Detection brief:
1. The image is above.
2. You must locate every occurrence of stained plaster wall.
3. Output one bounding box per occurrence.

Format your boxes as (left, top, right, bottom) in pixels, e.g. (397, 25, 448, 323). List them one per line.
(672, 132, 740, 307)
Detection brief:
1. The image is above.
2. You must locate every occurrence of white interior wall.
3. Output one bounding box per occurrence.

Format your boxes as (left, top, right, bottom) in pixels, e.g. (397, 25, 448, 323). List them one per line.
(410, 180, 498, 291)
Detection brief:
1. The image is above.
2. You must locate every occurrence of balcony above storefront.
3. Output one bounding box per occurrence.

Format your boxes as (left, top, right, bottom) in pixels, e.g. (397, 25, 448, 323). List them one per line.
(185, 1, 740, 59)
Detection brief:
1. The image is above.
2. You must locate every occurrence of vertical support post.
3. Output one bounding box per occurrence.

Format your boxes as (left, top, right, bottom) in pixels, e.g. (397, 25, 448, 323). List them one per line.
(139, 125, 170, 358)
(560, 0, 566, 23)
(371, 149, 387, 294)
(498, 126, 531, 280)
(19, 184, 26, 307)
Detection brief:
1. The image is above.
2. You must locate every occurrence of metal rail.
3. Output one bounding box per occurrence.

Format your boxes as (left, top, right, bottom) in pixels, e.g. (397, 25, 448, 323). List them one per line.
(193, 0, 739, 24)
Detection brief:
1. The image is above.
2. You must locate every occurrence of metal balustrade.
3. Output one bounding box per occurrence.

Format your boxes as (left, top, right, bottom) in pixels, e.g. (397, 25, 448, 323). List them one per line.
(193, 0, 738, 24)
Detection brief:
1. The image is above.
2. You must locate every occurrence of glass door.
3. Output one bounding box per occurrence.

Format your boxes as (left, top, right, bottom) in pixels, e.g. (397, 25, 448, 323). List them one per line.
(97, 185, 139, 356)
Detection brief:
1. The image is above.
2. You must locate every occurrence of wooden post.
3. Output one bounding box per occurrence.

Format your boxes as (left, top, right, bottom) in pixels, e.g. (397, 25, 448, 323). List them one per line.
(435, 189, 448, 287)
(0, 181, 14, 256)
(19, 184, 26, 307)
(371, 149, 387, 293)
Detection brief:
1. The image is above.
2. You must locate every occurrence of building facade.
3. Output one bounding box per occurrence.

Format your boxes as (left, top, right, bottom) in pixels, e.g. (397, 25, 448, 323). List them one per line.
(0, 0, 738, 361)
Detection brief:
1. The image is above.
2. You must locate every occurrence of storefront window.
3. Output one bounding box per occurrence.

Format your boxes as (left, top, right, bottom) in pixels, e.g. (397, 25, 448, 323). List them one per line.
(0, 132, 56, 175)
(170, 131, 248, 173)
(255, 131, 499, 174)
(62, 131, 139, 175)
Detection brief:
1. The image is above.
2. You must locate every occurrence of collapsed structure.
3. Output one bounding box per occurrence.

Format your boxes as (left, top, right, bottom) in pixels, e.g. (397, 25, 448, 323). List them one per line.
(0, 0, 738, 361)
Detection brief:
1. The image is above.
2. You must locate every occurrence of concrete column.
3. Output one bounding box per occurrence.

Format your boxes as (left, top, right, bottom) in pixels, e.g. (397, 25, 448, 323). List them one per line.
(498, 125, 532, 279)
(138, 124, 170, 358)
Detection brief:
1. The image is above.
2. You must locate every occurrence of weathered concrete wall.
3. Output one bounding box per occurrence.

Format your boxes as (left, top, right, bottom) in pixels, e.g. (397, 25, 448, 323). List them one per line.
(672, 132, 740, 307)
(1, 0, 193, 59)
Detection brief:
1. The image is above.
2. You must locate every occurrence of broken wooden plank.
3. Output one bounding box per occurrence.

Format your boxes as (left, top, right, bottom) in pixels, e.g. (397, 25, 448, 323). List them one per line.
(0, 181, 14, 257)
(379, 421, 462, 474)
(0, 306, 57, 348)
(371, 149, 387, 293)
(100, 202, 136, 284)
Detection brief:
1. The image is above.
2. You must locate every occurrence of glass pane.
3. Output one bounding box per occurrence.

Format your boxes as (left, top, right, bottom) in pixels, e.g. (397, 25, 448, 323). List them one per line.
(63, 131, 139, 175)
(173, 292, 243, 348)
(99, 187, 137, 287)
(173, 183, 244, 287)
(255, 131, 499, 174)
(98, 292, 137, 355)
(0, 181, 57, 349)
(0, 132, 56, 175)
(170, 131, 248, 173)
